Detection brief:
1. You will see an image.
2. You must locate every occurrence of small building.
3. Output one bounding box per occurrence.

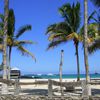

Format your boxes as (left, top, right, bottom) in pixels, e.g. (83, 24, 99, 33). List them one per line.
(10, 67, 21, 79)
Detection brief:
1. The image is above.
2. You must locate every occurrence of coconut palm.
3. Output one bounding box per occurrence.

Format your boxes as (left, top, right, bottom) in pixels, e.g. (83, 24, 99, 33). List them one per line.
(1, 0, 9, 94)
(88, 0, 100, 53)
(84, 0, 90, 82)
(0, 9, 36, 79)
(80, 22, 100, 54)
(46, 2, 81, 81)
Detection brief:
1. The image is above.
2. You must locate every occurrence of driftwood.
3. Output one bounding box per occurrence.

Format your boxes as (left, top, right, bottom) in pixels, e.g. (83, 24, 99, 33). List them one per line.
(0, 79, 15, 85)
(51, 80, 81, 87)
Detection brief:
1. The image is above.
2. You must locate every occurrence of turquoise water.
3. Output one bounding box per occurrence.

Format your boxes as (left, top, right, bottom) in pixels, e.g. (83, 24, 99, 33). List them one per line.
(22, 74, 100, 79)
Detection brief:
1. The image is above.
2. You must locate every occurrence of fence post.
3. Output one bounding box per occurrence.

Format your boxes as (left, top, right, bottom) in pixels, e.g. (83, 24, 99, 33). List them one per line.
(10, 68, 21, 95)
(48, 79, 53, 98)
(14, 79, 20, 95)
(1, 83, 8, 94)
(81, 80, 91, 97)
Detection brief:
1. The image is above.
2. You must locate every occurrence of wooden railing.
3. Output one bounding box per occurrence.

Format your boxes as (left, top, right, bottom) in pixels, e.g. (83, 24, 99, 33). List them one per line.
(0, 79, 100, 96)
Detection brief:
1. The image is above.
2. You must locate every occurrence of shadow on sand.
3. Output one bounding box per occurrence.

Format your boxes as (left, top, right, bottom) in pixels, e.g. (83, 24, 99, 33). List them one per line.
(21, 89, 48, 95)
(92, 88, 100, 95)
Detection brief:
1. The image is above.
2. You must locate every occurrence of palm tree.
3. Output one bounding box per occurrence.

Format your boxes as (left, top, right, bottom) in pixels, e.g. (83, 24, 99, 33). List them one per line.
(80, 22, 100, 54)
(79, 8, 100, 54)
(84, 0, 90, 82)
(0, 9, 36, 79)
(46, 2, 81, 81)
(88, 23, 99, 52)
(1, 0, 9, 94)
(88, 0, 100, 53)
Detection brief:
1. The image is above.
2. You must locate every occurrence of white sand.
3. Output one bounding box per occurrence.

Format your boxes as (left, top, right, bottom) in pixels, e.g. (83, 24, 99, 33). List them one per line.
(18, 78, 100, 96)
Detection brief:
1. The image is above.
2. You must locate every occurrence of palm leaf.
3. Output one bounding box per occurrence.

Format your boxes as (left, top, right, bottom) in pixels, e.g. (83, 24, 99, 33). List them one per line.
(59, 3, 73, 31)
(88, 39, 100, 54)
(17, 45, 36, 62)
(8, 9, 15, 37)
(16, 25, 32, 38)
(91, 0, 100, 7)
(47, 39, 67, 50)
(46, 22, 69, 35)
(0, 14, 4, 29)
(48, 33, 66, 41)
(65, 32, 80, 41)
(46, 24, 56, 34)
(0, 14, 4, 22)
(13, 40, 35, 47)
(88, 11, 98, 23)
(80, 23, 99, 37)
(0, 44, 3, 51)
(59, 2, 81, 32)
(0, 23, 4, 29)
(0, 30, 3, 37)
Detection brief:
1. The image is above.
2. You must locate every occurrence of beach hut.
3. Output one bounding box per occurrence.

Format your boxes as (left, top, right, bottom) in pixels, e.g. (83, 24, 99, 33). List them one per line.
(10, 67, 21, 79)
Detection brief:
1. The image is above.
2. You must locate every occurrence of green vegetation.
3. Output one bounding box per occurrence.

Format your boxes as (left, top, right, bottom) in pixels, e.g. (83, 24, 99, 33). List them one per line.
(46, 1, 99, 81)
(46, 2, 81, 81)
(0, 9, 36, 79)
(89, 0, 100, 54)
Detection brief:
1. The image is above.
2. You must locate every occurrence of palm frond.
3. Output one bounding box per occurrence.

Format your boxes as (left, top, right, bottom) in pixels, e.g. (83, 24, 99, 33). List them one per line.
(0, 14, 4, 29)
(16, 25, 32, 38)
(59, 3, 73, 31)
(17, 45, 36, 62)
(48, 33, 66, 41)
(46, 24, 56, 34)
(47, 39, 66, 50)
(0, 14, 4, 22)
(88, 11, 97, 23)
(46, 2, 81, 51)
(0, 23, 3, 29)
(13, 40, 34, 46)
(91, 0, 100, 7)
(0, 44, 3, 51)
(59, 2, 81, 32)
(8, 9, 15, 37)
(66, 32, 82, 41)
(0, 30, 3, 37)
(46, 22, 69, 35)
(80, 23, 99, 37)
(88, 39, 100, 54)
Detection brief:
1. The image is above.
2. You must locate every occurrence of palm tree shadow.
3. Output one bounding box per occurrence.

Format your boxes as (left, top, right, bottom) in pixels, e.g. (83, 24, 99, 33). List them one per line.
(92, 88, 100, 95)
(21, 89, 48, 95)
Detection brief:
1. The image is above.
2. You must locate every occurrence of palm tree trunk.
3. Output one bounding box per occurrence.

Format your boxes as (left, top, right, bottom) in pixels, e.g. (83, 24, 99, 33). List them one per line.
(84, 0, 90, 83)
(83, 0, 91, 96)
(2, 0, 9, 94)
(75, 43, 80, 81)
(8, 46, 12, 80)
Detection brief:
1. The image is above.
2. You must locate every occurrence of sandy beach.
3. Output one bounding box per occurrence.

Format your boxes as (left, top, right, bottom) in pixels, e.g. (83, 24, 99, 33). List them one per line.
(16, 78, 100, 96)
(0, 78, 100, 100)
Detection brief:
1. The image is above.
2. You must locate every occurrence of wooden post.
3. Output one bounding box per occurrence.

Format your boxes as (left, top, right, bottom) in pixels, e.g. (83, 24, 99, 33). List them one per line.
(10, 68, 21, 95)
(48, 79, 53, 98)
(82, 80, 87, 96)
(2, 0, 9, 94)
(59, 50, 64, 96)
(82, 79, 91, 97)
(14, 79, 20, 95)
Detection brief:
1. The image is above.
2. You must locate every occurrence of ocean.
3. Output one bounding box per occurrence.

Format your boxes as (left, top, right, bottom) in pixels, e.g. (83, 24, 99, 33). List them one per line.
(21, 74, 100, 79)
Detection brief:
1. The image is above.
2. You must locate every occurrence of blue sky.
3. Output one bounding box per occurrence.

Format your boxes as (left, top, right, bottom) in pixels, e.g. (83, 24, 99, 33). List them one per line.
(0, 0, 99, 74)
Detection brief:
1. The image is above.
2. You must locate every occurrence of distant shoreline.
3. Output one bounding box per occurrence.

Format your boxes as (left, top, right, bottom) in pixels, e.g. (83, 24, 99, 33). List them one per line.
(20, 73, 100, 79)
